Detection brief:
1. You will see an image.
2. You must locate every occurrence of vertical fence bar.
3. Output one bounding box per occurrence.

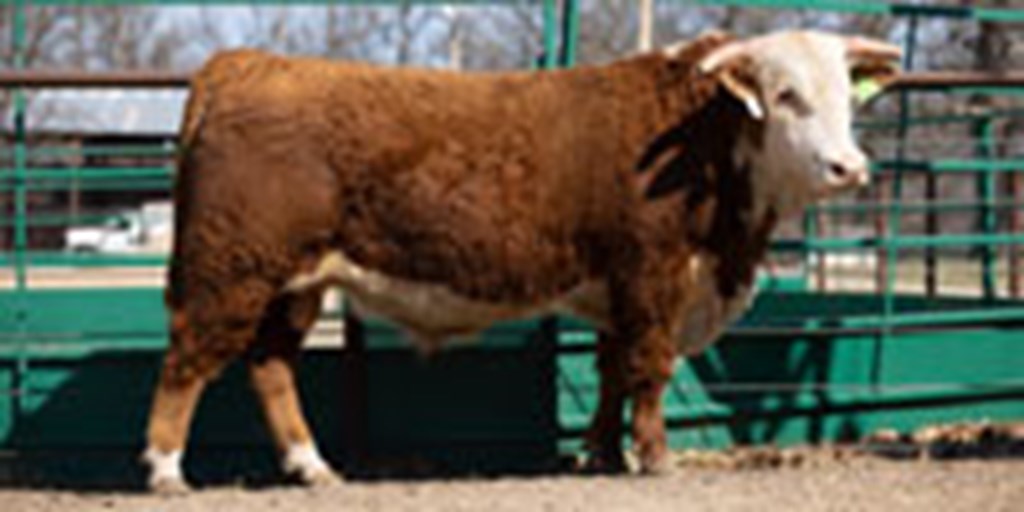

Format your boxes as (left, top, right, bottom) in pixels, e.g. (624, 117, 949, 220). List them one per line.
(815, 210, 827, 291)
(560, 0, 580, 68)
(12, 0, 28, 291)
(542, 0, 558, 69)
(975, 116, 997, 299)
(875, 171, 889, 293)
(803, 208, 819, 289)
(11, 0, 31, 415)
(876, 14, 918, 384)
(924, 164, 938, 296)
(1010, 169, 1021, 298)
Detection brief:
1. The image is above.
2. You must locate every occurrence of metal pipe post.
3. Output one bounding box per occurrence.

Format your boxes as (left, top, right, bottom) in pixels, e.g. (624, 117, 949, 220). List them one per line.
(975, 117, 998, 299)
(561, 0, 580, 67)
(542, 0, 559, 69)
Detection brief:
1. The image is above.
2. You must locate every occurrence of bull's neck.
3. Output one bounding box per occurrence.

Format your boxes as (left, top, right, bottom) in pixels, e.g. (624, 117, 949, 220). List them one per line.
(629, 52, 779, 297)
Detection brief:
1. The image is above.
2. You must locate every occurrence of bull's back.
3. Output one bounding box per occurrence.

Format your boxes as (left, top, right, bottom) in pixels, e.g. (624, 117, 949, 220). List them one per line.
(179, 50, 612, 306)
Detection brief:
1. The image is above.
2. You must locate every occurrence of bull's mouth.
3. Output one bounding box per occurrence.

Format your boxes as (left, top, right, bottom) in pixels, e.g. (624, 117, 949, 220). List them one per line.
(817, 178, 870, 199)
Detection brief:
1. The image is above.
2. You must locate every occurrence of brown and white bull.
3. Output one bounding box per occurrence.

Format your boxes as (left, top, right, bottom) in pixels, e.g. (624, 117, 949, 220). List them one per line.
(142, 30, 900, 491)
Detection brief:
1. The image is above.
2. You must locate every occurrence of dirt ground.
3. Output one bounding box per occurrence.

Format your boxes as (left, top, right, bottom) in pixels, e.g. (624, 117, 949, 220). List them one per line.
(5, 422, 1024, 512)
(0, 457, 1020, 512)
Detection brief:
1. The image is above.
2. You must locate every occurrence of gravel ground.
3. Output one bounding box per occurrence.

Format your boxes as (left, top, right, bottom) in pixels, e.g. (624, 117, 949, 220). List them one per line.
(3, 423, 1023, 512)
(1, 456, 1021, 512)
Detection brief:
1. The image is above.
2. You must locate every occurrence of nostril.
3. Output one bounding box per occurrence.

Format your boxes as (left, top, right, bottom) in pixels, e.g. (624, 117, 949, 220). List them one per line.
(828, 162, 849, 180)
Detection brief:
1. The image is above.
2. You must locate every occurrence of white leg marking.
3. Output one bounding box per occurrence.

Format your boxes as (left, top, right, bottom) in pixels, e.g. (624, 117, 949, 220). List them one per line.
(283, 442, 339, 486)
(141, 447, 187, 493)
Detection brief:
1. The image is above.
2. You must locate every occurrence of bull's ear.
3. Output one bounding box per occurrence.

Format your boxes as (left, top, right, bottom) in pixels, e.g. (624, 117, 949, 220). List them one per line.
(698, 42, 765, 120)
(845, 36, 902, 85)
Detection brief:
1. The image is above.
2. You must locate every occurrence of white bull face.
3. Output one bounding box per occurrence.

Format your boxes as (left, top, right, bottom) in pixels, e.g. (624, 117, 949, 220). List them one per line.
(699, 31, 901, 213)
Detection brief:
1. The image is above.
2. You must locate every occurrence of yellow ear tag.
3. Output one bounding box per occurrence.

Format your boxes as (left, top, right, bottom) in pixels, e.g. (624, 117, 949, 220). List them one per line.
(855, 77, 883, 104)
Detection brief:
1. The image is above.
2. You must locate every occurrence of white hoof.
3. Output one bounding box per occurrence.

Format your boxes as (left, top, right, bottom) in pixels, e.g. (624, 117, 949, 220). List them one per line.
(297, 467, 343, 488)
(150, 475, 192, 495)
(141, 447, 190, 494)
(283, 443, 341, 487)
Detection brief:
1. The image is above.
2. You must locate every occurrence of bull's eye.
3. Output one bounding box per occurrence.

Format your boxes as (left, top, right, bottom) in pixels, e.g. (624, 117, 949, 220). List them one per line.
(775, 87, 810, 116)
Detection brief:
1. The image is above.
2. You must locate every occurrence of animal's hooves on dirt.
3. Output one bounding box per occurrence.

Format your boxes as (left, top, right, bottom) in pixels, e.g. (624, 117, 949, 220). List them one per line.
(579, 453, 629, 475)
(292, 468, 344, 488)
(149, 476, 192, 495)
(638, 454, 674, 477)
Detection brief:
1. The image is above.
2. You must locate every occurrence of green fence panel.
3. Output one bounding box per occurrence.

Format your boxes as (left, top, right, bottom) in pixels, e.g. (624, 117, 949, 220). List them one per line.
(350, 318, 561, 474)
(0, 289, 165, 343)
(556, 291, 1024, 450)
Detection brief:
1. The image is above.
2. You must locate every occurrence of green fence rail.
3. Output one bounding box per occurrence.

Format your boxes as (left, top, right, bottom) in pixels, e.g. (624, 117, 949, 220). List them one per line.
(686, 0, 1024, 23)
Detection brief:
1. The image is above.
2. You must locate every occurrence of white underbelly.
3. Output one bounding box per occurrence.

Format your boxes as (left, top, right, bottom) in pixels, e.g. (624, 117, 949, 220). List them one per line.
(285, 251, 596, 348)
(285, 250, 752, 354)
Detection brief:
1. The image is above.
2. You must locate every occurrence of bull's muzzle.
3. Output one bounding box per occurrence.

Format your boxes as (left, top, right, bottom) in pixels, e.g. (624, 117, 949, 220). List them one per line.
(825, 152, 871, 190)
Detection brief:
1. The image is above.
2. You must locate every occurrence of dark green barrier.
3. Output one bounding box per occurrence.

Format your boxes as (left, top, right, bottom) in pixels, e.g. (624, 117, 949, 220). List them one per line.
(350, 318, 561, 476)
(556, 292, 1024, 452)
(1, 289, 1023, 485)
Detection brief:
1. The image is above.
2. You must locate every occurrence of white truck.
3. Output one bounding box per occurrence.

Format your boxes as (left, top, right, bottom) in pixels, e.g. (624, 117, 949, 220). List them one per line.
(64, 201, 172, 254)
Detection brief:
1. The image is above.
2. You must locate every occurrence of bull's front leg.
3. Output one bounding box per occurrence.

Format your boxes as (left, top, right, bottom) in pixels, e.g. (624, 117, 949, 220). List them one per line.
(583, 331, 629, 473)
(588, 267, 683, 475)
(585, 327, 675, 475)
(625, 326, 676, 474)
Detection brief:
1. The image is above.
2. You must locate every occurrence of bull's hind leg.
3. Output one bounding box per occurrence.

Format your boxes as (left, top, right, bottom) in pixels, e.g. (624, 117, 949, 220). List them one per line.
(247, 289, 339, 486)
(143, 352, 204, 494)
(143, 278, 275, 493)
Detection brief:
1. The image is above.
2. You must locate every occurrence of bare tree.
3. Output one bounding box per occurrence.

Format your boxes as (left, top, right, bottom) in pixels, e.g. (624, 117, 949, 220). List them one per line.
(444, 6, 465, 70)
(638, 0, 654, 52)
(386, 4, 438, 65)
(323, 7, 389, 61)
(458, 5, 544, 70)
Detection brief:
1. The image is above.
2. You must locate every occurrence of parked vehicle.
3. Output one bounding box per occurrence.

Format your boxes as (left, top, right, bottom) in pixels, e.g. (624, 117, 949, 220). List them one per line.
(64, 202, 172, 254)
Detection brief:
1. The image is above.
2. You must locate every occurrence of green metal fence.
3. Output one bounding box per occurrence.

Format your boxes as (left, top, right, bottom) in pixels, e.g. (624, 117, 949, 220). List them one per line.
(1, 0, 1023, 484)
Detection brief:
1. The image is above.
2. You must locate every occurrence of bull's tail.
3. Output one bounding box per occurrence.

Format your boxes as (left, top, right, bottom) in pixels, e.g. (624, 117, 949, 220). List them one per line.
(178, 76, 209, 155)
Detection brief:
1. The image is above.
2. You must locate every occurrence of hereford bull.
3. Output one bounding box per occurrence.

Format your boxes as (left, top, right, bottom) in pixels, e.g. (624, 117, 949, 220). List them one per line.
(142, 30, 900, 491)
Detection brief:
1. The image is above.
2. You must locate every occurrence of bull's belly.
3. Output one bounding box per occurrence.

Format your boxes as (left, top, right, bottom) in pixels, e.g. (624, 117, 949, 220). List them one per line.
(285, 251, 603, 349)
(284, 250, 753, 355)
